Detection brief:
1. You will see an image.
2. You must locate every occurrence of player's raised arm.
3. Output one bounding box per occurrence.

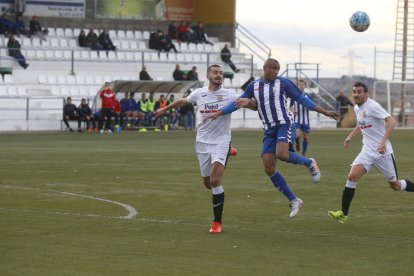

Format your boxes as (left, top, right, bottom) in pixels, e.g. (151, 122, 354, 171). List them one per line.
(155, 97, 188, 116)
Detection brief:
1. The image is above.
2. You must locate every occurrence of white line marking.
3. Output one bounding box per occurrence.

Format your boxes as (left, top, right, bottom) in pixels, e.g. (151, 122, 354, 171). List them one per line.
(0, 185, 138, 219)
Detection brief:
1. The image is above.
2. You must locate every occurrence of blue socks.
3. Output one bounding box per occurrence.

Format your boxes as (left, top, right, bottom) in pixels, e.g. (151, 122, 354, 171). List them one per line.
(302, 139, 308, 155)
(288, 152, 312, 167)
(270, 172, 296, 201)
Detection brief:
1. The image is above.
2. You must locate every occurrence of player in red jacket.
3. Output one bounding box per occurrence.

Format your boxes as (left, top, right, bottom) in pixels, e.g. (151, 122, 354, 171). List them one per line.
(99, 82, 116, 133)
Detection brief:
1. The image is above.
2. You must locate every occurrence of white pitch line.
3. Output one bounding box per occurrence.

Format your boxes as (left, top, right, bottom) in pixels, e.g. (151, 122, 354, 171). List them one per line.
(0, 185, 138, 220)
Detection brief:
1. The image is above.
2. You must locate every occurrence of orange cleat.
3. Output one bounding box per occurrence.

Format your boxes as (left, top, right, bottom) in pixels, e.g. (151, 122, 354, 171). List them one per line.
(209, 221, 222, 233)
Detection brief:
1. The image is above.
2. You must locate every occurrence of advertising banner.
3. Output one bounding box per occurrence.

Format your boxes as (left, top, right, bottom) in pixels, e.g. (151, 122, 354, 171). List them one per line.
(0, 0, 85, 18)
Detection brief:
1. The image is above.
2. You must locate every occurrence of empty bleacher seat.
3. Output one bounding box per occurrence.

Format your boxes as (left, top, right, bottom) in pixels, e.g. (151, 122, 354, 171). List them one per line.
(50, 38, 59, 48)
(109, 30, 117, 39)
(120, 41, 129, 50)
(57, 75, 66, 84)
(64, 28, 74, 37)
(75, 75, 85, 84)
(142, 31, 150, 40)
(47, 27, 56, 36)
(117, 30, 126, 39)
(47, 75, 58, 84)
(126, 30, 134, 39)
(4, 74, 13, 83)
(134, 30, 142, 39)
(138, 41, 146, 50)
(55, 28, 64, 36)
(67, 75, 76, 84)
(59, 39, 69, 48)
(129, 41, 138, 50)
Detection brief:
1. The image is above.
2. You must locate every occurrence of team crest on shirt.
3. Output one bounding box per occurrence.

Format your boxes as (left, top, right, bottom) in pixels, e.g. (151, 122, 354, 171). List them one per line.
(216, 95, 224, 101)
(362, 111, 367, 118)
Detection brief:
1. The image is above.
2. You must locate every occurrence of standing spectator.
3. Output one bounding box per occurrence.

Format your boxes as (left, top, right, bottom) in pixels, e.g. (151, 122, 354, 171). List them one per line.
(193, 21, 213, 45)
(173, 64, 186, 81)
(290, 79, 312, 156)
(0, 13, 13, 36)
(29, 15, 47, 41)
(98, 28, 116, 52)
(99, 82, 116, 133)
(328, 82, 414, 223)
(187, 66, 199, 81)
(7, 34, 29, 69)
(139, 65, 153, 80)
(14, 0, 26, 17)
(168, 20, 178, 40)
(86, 27, 102, 50)
(113, 99, 122, 132)
(63, 97, 82, 132)
(336, 89, 354, 128)
(145, 92, 156, 126)
(78, 98, 96, 132)
(220, 44, 240, 73)
(77, 29, 89, 47)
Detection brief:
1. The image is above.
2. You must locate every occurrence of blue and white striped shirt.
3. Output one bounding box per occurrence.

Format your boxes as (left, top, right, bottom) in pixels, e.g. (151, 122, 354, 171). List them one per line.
(241, 77, 303, 130)
(290, 93, 312, 126)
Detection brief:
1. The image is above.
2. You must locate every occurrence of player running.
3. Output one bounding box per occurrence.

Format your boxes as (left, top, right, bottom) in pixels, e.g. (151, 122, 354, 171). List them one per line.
(328, 82, 414, 223)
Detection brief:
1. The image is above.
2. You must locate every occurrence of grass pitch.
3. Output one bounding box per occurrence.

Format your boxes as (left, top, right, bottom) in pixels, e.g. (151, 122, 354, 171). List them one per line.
(0, 129, 413, 275)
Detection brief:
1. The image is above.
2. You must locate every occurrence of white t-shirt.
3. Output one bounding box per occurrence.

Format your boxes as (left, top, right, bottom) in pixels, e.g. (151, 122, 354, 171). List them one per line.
(187, 86, 239, 144)
(354, 98, 393, 157)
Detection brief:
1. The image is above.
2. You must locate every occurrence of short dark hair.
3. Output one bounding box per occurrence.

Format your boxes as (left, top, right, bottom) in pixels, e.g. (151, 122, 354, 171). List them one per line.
(354, 82, 368, 92)
(265, 58, 280, 70)
(207, 64, 222, 73)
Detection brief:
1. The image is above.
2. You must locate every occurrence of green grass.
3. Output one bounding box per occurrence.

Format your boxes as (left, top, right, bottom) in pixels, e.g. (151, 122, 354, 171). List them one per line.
(0, 129, 413, 275)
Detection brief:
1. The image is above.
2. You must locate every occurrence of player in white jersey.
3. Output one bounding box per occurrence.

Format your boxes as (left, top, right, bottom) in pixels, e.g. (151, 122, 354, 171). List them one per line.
(290, 79, 312, 156)
(329, 82, 414, 223)
(155, 64, 244, 233)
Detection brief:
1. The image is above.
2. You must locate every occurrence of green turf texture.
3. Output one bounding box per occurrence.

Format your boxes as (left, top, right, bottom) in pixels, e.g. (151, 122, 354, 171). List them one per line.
(0, 129, 413, 275)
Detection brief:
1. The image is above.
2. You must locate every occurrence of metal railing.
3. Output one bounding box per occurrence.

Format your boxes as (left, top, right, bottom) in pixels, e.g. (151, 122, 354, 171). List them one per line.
(235, 22, 271, 66)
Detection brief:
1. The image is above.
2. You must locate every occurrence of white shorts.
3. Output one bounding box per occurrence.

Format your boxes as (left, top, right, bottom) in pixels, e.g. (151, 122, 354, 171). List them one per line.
(352, 151, 398, 182)
(195, 141, 230, 177)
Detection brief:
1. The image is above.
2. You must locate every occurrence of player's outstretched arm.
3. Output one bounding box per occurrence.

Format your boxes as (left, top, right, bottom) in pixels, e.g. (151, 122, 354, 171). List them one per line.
(344, 126, 361, 149)
(314, 105, 340, 121)
(155, 98, 188, 116)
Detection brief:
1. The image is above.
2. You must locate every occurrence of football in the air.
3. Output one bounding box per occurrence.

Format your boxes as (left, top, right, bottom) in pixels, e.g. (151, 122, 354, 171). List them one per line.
(349, 11, 370, 32)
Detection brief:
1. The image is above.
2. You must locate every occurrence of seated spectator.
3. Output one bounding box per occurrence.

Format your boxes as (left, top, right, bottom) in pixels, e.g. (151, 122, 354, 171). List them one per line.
(193, 21, 213, 45)
(137, 92, 148, 127)
(158, 30, 177, 54)
(86, 27, 102, 50)
(241, 76, 255, 91)
(7, 34, 29, 69)
(0, 13, 13, 36)
(145, 92, 157, 126)
(139, 65, 153, 80)
(29, 15, 48, 41)
(63, 97, 82, 132)
(120, 92, 139, 129)
(167, 94, 179, 128)
(98, 28, 116, 52)
(168, 20, 178, 40)
(177, 21, 189, 42)
(185, 22, 197, 43)
(12, 14, 29, 37)
(173, 64, 187, 81)
(78, 98, 96, 132)
(187, 66, 199, 81)
(78, 29, 89, 47)
(148, 31, 160, 51)
(220, 44, 240, 73)
(154, 94, 169, 130)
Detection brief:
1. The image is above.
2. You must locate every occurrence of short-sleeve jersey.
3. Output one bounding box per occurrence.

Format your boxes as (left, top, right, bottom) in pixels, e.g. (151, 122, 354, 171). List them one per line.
(355, 98, 393, 157)
(290, 92, 311, 125)
(241, 77, 303, 130)
(187, 86, 239, 144)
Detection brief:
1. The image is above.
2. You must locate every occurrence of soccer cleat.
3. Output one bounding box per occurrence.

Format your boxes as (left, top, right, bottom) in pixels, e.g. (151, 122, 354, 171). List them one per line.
(289, 198, 303, 218)
(308, 158, 321, 183)
(209, 221, 222, 233)
(328, 210, 348, 223)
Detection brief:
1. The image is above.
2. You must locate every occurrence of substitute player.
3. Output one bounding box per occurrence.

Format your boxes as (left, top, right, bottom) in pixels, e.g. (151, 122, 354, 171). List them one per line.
(329, 82, 414, 223)
(155, 64, 250, 233)
(290, 79, 312, 156)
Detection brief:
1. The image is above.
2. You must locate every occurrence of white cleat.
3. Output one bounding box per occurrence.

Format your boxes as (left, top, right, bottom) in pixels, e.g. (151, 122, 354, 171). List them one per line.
(308, 158, 321, 183)
(289, 198, 303, 218)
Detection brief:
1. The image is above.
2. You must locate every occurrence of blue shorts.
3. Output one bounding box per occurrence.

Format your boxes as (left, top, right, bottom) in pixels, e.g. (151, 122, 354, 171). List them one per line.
(295, 123, 311, 133)
(262, 124, 296, 155)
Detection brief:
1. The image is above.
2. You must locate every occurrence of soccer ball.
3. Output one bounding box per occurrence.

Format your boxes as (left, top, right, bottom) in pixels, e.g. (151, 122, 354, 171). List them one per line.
(349, 11, 370, 32)
(229, 147, 237, 156)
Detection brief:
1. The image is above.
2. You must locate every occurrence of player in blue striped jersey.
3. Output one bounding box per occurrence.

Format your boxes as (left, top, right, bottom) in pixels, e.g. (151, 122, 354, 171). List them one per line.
(290, 79, 312, 156)
(206, 58, 339, 218)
